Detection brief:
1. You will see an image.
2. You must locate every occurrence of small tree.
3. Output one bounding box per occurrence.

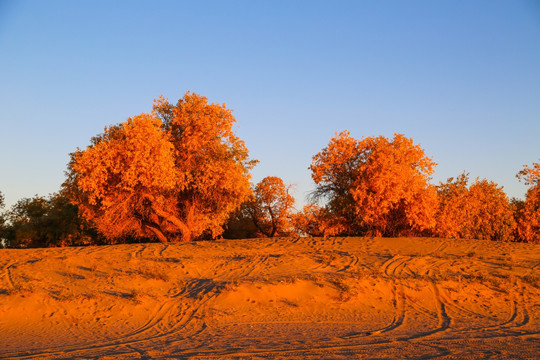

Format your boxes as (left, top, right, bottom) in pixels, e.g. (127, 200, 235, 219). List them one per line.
(515, 160, 540, 242)
(436, 173, 471, 238)
(66, 114, 180, 243)
(310, 131, 437, 236)
(222, 203, 259, 239)
(309, 131, 362, 234)
(3, 192, 97, 248)
(436, 174, 515, 241)
(65, 93, 256, 243)
(247, 176, 295, 237)
(293, 204, 343, 237)
(466, 179, 515, 240)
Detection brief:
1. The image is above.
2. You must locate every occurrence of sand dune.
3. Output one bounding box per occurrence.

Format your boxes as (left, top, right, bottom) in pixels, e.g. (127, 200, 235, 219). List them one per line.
(0, 237, 538, 359)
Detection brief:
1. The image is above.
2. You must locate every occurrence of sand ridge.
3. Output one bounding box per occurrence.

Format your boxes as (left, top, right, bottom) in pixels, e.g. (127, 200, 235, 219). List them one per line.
(0, 237, 538, 359)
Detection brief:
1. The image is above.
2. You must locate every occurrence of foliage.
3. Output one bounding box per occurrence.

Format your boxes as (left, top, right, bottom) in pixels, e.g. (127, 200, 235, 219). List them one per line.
(309, 131, 362, 234)
(65, 92, 256, 243)
(515, 160, 540, 243)
(466, 179, 515, 240)
(517, 160, 540, 187)
(222, 203, 259, 239)
(66, 114, 178, 243)
(0, 191, 5, 247)
(310, 131, 437, 236)
(246, 176, 295, 237)
(2, 192, 98, 248)
(292, 203, 343, 237)
(436, 174, 515, 241)
(435, 173, 472, 239)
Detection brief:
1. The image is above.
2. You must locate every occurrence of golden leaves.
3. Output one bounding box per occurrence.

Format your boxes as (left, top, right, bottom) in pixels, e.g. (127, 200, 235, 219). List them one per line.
(65, 94, 537, 243)
(66, 92, 255, 242)
(310, 131, 437, 236)
(516, 160, 540, 243)
(248, 176, 295, 237)
(436, 174, 515, 241)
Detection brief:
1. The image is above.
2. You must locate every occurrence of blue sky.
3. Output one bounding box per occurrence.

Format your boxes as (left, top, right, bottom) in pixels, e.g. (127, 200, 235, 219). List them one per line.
(1, 0, 539, 209)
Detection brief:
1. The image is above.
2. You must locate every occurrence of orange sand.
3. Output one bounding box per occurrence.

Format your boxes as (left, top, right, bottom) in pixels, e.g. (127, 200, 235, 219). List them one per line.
(0, 237, 538, 359)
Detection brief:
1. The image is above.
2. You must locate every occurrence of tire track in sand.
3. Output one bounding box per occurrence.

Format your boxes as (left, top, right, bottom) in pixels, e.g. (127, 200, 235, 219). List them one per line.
(223, 254, 270, 281)
(3, 262, 15, 289)
(372, 282, 407, 335)
(380, 255, 412, 277)
(430, 281, 452, 334)
(444, 280, 531, 339)
(177, 281, 451, 360)
(3, 279, 220, 359)
(336, 251, 360, 273)
(428, 240, 449, 256)
(339, 280, 406, 340)
(1, 298, 186, 359)
(390, 282, 452, 343)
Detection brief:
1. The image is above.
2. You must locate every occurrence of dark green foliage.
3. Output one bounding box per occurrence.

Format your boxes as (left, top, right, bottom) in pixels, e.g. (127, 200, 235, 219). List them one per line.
(222, 203, 259, 239)
(2, 192, 102, 248)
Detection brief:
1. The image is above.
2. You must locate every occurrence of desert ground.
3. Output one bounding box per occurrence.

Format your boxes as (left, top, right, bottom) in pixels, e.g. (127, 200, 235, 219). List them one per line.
(0, 237, 538, 359)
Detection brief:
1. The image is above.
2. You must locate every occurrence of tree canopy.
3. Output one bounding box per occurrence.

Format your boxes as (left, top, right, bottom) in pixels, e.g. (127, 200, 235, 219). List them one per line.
(515, 160, 540, 243)
(436, 174, 515, 241)
(0, 192, 96, 248)
(310, 131, 437, 236)
(3, 97, 538, 246)
(65, 92, 256, 243)
(247, 176, 295, 237)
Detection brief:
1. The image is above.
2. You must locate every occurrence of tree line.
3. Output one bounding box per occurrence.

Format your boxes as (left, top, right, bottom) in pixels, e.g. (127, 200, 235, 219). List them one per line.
(1, 93, 538, 247)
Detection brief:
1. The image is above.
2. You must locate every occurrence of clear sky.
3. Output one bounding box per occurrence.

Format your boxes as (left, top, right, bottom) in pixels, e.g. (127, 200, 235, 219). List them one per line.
(1, 0, 539, 209)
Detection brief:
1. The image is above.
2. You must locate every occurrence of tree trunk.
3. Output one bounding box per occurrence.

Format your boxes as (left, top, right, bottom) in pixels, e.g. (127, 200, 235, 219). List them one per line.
(140, 193, 192, 241)
(270, 224, 277, 238)
(144, 223, 168, 243)
(251, 214, 271, 237)
(268, 206, 277, 238)
(149, 204, 192, 241)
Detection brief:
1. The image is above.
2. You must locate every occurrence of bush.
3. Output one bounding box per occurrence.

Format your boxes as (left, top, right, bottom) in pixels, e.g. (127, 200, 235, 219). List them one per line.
(64, 93, 256, 242)
(2, 192, 100, 248)
(310, 131, 437, 236)
(515, 160, 540, 243)
(246, 176, 296, 237)
(436, 174, 515, 241)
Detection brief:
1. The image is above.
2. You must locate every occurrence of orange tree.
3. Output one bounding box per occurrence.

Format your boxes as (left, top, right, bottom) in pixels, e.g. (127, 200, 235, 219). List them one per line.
(65, 93, 256, 243)
(435, 173, 469, 239)
(436, 174, 515, 241)
(466, 179, 515, 240)
(515, 160, 540, 242)
(246, 176, 295, 237)
(293, 203, 342, 237)
(310, 131, 437, 237)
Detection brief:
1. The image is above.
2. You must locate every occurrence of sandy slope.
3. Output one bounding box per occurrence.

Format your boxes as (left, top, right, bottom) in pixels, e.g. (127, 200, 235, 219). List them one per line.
(0, 237, 538, 359)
